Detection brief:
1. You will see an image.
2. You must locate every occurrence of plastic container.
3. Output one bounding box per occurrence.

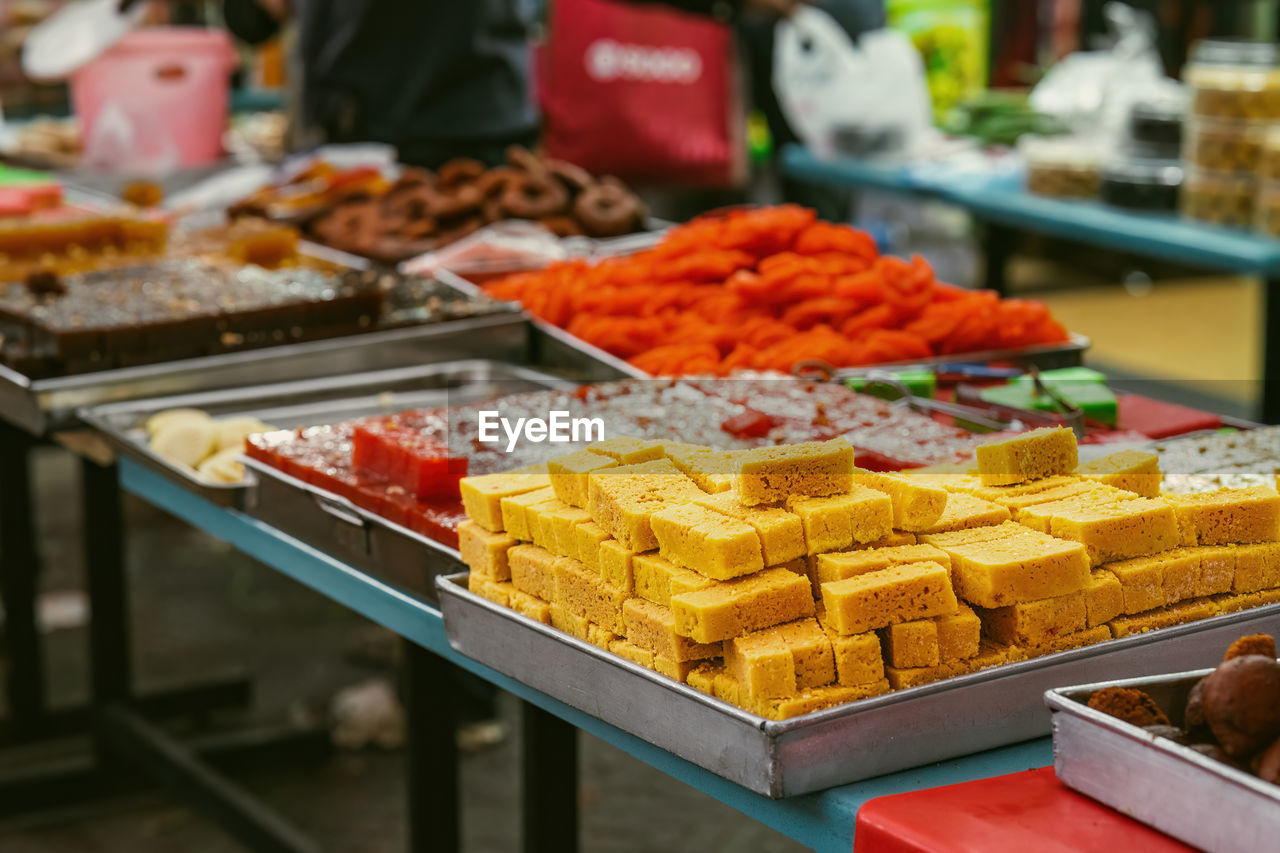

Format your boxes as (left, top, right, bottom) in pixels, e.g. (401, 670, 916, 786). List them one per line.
(1255, 179, 1280, 237)
(1185, 39, 1280, 120)
(70, 28, 236, 170)
(1129, 96, 1186, 151)
(1100, 157, 1182, 211)
(1182, 115, 1267, 173)
(1180, 167, 1255, 227)
(1021, 136, 1103, 199)
(1260, 126, 1280, 182)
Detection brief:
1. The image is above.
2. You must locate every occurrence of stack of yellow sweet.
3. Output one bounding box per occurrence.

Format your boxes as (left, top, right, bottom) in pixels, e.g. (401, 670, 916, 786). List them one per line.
(455, 427, 1280, 721)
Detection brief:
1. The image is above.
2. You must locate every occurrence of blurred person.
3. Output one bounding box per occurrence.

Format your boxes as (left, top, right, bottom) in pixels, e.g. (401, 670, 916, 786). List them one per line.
(221, 0, 804, 169)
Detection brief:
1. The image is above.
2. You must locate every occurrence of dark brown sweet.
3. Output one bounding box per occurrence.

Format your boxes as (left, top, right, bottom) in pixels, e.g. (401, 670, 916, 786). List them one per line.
(1201, 655, 1280, 758)
(1253, 737, 1280, 783)
(1225, 634, 1277, 662)
(23, 269, 64, 298)
(1185, 676, 1209, 732)
(1087, 687, 1171, 727)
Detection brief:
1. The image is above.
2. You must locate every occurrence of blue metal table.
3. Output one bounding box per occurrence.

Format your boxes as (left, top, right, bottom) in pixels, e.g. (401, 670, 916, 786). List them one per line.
(782, 144, 1280, 424)
(118, 458, 1054, 853)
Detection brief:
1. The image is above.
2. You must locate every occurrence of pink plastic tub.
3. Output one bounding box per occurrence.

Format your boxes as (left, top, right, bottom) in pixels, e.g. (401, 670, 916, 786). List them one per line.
(71, 27, 236, 170)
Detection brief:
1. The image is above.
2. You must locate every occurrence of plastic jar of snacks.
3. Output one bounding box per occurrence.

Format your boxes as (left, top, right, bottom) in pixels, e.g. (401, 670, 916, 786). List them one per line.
(1256, 180, 1280, 236)
(1129, 96, 1186, 152)
(1259, 126, 1280, 181)
(1100, 157, 1182, 212)
(1182, 115, 1267, 173)
(1185, 39, 1280, 120)
(1180, 167, 1255, 226)
(1021, 136, 1103, 199)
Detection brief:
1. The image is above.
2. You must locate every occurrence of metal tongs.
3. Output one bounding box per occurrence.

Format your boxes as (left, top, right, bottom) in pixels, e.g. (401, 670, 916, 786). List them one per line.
(794, 361, 1086, 438)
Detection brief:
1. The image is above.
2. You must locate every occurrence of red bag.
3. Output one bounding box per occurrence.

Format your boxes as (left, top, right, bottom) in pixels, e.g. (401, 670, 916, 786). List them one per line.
(540, 0, 744, 187)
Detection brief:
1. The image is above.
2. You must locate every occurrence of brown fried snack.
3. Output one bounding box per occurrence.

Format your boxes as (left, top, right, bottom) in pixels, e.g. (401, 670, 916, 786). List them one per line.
(1225, 634, 1277, 662)
(1201, 655, 1280, 758)
(1087, 686, 1171, 727)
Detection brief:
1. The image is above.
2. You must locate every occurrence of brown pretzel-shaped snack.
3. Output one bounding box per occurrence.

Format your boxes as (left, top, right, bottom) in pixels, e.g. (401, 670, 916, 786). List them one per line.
(500, 173, 569, 219)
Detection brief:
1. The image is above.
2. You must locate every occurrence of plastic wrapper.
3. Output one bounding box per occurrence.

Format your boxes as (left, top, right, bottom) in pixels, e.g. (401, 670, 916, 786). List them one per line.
(398, 221, 572, 282)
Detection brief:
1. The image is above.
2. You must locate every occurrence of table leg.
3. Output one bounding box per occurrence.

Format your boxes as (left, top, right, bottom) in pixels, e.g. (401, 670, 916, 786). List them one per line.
(0, 420, 45, 736)
(522, 700, 579, 853)
(82, 458, 132, 708)
(404, 640, 460, 853)
(1264, 275, 1280, 425)
(981, 222, 1015, 297)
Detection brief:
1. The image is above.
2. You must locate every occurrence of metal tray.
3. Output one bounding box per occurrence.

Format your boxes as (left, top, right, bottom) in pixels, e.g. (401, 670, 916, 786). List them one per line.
(2, 312, 530, 436)
(439, 573, 1280, 798)
(1048, 665, 1280, 851)
(435, 269, 1091, 380)
(81, 359, 572, 508)
(245, 458, 468, 602)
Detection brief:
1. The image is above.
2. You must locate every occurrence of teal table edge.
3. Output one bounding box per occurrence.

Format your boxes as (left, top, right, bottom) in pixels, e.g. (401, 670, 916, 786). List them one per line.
(119, 458, 1052, 853)
(780, 144, 1280, 277)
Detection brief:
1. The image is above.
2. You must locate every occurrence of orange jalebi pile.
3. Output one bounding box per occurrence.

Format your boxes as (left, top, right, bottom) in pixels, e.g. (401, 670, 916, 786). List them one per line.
(483, 205, 1070, 376)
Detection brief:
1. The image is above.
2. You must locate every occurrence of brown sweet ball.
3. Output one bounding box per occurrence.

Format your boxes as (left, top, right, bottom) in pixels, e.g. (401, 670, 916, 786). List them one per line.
(1253, 737, 1280, 783)
(1087, 687, 1171, 727)
(23, 269, 65, 298)
(1225, 634, 1277, 662)
(1202, 655, 1280, 758)
(1185, 677, 1208, 731)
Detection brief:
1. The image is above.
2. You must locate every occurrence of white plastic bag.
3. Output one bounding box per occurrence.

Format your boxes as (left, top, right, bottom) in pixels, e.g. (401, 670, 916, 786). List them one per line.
(774, 9, 933, 159)
(1029, 2, 1183, 145)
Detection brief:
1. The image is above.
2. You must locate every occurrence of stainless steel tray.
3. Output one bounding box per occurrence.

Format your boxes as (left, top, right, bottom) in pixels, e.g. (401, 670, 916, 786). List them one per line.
(439, 573, 1280, 798)
(245, 458, 467, 602)
(1048, 664, 1280, 851)
(436, 269, 1091, 380)
(81, 359, 573, 508)
(2, 312, 529, 435)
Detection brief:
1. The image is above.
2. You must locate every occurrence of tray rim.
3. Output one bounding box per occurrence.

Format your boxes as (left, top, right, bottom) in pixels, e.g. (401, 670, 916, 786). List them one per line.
(435, 552, 1280, 734)
(79, 358, 576, 508)
(1047, 667, 1280, 806)
(2, 311, 528, 435)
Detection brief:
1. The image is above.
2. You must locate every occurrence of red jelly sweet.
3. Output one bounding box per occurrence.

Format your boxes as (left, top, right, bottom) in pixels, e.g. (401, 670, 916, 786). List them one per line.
(352, 423, 468, 500)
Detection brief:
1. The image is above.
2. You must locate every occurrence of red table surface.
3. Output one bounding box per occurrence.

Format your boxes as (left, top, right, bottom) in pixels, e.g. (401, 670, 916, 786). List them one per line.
(853, 767, 1194, 853)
